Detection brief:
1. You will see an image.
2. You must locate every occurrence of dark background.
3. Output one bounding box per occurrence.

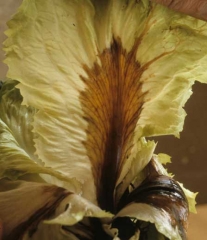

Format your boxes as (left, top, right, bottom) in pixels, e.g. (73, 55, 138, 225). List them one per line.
(153, 82, 207, 205)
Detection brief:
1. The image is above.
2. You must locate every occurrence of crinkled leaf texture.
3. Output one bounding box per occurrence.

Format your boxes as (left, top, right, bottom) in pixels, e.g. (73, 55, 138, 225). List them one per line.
(1, 0, 207, 239)
(0, 80, 81, 192)
(0, 179, 110, 240)
(0, 179, 69, 240)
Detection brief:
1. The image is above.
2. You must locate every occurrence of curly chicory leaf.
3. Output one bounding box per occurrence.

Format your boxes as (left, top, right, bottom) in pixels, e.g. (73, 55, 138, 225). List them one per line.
(1, 0, 207, 239)
(0, 179, 70, 240)
(0, 80, 81, 192)
(4, 0, 207, 194)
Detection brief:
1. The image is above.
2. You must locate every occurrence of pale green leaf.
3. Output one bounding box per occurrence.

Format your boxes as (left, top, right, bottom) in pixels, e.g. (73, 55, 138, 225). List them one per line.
(178, 182, 198, 214)
(157, 153, 171, 165)
(0, 80, 81, 193)
(115, 203, 182, 240)
(4, 0, 97, 186)
(45, 193, 113, 226)
(0, 179, 69, 240)
(0, 80, 37, 161)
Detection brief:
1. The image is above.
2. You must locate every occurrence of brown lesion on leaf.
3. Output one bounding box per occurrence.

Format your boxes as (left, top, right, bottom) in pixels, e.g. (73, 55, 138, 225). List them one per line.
(118, 158, 189, 239)
(80, 37, 146, 212)
(2, 184, 70, 240)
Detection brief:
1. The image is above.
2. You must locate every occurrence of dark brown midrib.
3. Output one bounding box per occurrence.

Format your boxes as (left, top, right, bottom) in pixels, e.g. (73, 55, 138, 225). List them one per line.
(99, 106, 123, 211)
(98, 39, 123, 212)
(80, 37, 145, 213)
